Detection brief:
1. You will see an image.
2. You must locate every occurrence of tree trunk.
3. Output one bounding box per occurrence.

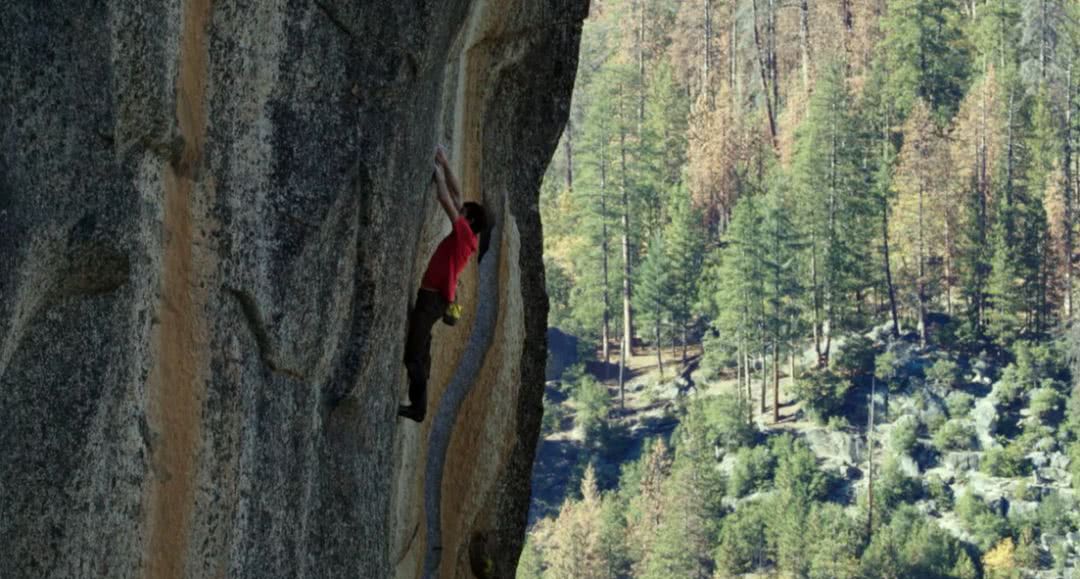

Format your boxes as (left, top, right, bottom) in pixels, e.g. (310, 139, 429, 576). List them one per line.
(618, 335, 626, 411)
(730, 1, 739, 108)
(1065, 62, 1075, 318)
(704, 0, 713, 104)
(736, 340, 744, 398)
(840, 0, 854, 65)
(799, 0, 811, 92)
(656, 319, 663, 378)
(918, 181, 928, 349)
(867, 378, 876, 536)
(882, 198, 900, 337)
(1006, 85, 1016, 205)
(811, 238, 824, 365)
(824, 104, 838, 367)
(1039, 0, 1048, 82)
(945, 215, 953, 316)
(751, 0, 778, 148)
(772, 342, 780, 423)
(682, 321, 688, 363)
(600, 138, 611, 375)
(789, 347, 796, 394)
(977, 72, 991, 330)
(760, 352, 767, 415)
(768, 0, 778, 115)
(620, 129, 634, 357)
(638, 0, 646, 134)
(744, 347, 753, 423)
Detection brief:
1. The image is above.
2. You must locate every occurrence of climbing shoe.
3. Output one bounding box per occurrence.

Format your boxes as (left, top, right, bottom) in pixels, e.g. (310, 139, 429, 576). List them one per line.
(397, 405, 425, 423)
(442, 302, 462, 326)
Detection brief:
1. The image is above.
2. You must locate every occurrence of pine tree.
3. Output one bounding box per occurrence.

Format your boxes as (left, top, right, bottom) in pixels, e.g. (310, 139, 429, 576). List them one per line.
(790, 60, 870, 366)
(987, 202, 1024, 346)
(760, 171, 803, 421)
(951, 68, 1008, 338)
(713, 194, 768, 416)
(544, 464, 606, 579)
(665, 186, 706, 362)
(879, 0, 970, 121)
(891, 100, 951, 347)
(641, 460, 715, 579)
(967, 0, 1023, 75)
(1028, 88, 1064, 329)
(951, 549, 978, 579)
(636, 233, 674, 377)
(628, 439, 673, 576)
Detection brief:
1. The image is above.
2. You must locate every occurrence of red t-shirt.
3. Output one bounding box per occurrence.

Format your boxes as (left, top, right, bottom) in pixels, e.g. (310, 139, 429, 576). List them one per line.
(421, 216, 479, 303)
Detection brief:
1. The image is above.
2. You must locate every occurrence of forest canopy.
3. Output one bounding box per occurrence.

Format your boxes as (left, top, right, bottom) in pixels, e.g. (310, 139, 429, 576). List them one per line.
(531, 0, 1080, 577)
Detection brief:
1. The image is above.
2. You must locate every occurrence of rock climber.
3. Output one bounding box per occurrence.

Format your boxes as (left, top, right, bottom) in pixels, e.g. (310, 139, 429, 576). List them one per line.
(398, 146, 490, 423)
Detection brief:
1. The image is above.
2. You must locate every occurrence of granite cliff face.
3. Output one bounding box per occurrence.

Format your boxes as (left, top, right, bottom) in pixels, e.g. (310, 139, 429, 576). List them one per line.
(0, 1, 586, 577)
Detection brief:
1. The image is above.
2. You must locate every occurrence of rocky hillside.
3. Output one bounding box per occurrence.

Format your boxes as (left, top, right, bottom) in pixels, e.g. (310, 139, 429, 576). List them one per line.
(0, 2, 587, 578)
(525, 324, 1080, 577)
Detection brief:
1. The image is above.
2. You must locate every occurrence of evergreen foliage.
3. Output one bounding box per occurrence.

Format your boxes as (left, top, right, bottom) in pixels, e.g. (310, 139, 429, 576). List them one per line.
(531, 0, 1080, 576)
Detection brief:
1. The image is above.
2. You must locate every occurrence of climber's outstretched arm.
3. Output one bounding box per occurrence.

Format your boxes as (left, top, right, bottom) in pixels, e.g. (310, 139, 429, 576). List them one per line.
(435, 145, 464, 212)
(433, 164, 460, 223)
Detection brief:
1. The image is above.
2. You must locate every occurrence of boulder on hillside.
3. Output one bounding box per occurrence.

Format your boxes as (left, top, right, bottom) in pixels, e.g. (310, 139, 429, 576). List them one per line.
(969, 354, 995, 386)
(804, 428, 866, 470)
(972, 395, 1000, 449)
(964, 473, 1014, 510)
(942, 451, 982, 475)
(896, 454, 920, 478)
(1051, 452, 1071, 472)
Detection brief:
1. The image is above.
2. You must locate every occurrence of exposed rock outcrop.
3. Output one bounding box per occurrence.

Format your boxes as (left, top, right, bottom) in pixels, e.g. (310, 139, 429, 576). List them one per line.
(0, 1, 587, 577)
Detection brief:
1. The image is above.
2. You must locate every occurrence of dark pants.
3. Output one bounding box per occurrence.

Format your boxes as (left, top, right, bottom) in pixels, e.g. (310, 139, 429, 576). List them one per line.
(403, 289, 448, 416)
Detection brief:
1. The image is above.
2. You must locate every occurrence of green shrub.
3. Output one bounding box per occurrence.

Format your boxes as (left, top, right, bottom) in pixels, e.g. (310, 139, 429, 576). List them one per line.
(1053, 542, 1071, 575)
(542, 392, 566, 435)
(827, 415, 851, 431)
(1070, 442, 1080, 490)
(959, 490, 1006, 548)
(729, 446, 774, 498)
(573, 376, 610, 444)
(956, 490, 1009, 551)
(889, 415, 919, 456)
(933, 419, 977, 451)
(700, 331, 734, 381)
(1029, 387, 1063, 425)
(699, 394, 757, 451)
(1014, 527, 1040, 569)
(861, 505, 965, 578)
(715, 501, 768, 573)
(1034, 492, 1080, 537)
(926, 358, 961, 389)
(926, 475, 954, 511)
(945, 391, 975, 419)
(925, 408, 948, 435)
(874, 458, 922, 513)
(833, 335, 876, 377)
(805, 503, 863, 579)
(981, 443, 1029, 477)
(791, 369, 851, 423)
(998, 340, 1068, 408)
(996, 373, 1025, 408)
(874, 350, 902, 383)
(771, 435, 829, 503)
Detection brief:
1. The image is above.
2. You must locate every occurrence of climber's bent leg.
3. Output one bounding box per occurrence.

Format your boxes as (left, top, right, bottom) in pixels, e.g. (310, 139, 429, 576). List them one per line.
(399, 289, 447, 422)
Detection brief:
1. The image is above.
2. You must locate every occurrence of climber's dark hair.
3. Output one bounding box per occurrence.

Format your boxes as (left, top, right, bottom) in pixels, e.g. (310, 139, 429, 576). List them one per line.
(462, 202, 487, 235)
(463, 202, 493, 262)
